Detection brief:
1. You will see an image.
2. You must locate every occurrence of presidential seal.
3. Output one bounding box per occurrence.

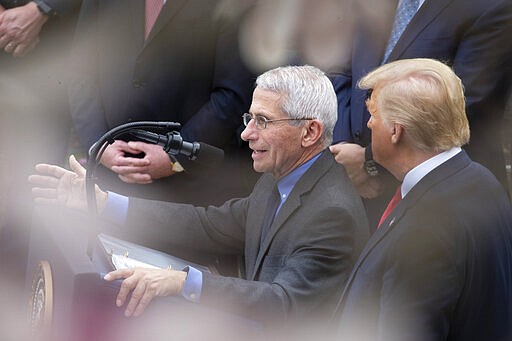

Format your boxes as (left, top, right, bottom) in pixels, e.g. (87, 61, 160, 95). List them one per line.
(29, 260, 53, 339)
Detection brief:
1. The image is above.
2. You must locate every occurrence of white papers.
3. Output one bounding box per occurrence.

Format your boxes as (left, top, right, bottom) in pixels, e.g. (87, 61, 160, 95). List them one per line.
(111, 253, 161, 270)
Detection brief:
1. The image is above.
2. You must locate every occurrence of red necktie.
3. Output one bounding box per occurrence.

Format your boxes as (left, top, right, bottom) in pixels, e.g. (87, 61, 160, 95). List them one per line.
(378, 186, 402, 228)
(145, 0, 164, 39)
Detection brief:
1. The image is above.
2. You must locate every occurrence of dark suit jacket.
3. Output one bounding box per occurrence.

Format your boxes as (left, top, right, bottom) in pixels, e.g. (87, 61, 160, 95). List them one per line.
(331, 0, 512, 186)
(334, 151, 512, 341)
(69, 0, 254, 149)
(116, 151, 369, 325)
(68, 0, 257, 204)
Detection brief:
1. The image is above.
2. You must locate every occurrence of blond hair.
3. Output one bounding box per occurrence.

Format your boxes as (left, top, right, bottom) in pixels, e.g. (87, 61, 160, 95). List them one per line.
(359, 58, 470, 152)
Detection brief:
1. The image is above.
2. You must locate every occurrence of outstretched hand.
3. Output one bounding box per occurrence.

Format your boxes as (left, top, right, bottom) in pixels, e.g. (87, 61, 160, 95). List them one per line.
(28, 155, 108, 212)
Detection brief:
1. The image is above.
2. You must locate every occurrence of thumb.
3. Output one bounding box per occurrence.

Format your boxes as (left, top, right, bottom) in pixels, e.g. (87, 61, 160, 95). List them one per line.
(69, 155, 86, 177)
(329, 144, 338, 154)
(127, 141, 148, 152)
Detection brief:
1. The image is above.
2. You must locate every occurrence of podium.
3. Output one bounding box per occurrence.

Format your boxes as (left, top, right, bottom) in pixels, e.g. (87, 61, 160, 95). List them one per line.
(25, 206, 262, 341)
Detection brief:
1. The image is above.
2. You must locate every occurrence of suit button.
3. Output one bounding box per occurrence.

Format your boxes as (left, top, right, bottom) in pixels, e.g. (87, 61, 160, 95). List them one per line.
(354, 131, 361, 142)
(132, 80, 146, 88)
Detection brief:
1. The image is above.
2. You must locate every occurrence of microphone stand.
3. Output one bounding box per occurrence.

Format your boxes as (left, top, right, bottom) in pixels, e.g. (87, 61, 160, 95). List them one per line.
(85, 121, 181, 259)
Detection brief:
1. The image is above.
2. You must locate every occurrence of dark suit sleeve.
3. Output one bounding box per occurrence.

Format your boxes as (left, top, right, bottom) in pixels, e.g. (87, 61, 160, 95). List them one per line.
(42, 0, 81, 16)
(67, 0, 110, 149)
(451, 0, 512, 123)
(331, 71, 354, 143)
(119, 196, 248, 258)
(178, 9, 255, 148)
(376, 225, 461, 341)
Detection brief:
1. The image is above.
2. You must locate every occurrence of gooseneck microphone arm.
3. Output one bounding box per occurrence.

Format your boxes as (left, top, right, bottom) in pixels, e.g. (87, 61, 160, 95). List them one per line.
(86, 121, 182, 217)
(85, 121, 225, 259)
(85, 121, 181, 258)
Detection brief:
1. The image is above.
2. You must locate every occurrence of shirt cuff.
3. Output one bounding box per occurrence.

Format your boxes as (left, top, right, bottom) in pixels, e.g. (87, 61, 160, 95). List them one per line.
(100, 191, 129, 226)
(181, 266, 202, 303)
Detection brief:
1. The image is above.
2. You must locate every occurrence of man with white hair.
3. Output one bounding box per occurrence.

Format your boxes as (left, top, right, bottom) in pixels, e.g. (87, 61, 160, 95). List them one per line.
(30, 65, 369, 329)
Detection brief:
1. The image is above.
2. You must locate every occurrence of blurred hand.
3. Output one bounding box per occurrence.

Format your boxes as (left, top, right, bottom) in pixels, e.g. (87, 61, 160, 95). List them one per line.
(329, 142, 383, 198)
(0, 2, 47, 57)
(110, 141, 175, 184)
(357, 177, 383, 199)
(100, 140, 152, 184)
(104, 267, 187, 317)
(28, 155, 108, 212)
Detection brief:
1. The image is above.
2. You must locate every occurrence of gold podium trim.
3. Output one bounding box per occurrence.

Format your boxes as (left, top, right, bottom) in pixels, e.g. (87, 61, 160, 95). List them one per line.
(29, 260, 53, 339)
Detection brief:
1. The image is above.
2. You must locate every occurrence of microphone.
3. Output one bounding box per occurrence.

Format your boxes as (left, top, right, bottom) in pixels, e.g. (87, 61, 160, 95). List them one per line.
(131, 129, 224, 167)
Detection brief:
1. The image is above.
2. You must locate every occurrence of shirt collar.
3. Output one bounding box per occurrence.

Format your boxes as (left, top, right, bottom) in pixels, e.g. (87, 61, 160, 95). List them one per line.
(276, 152, 322, 202)
(401, 147, 461, 198)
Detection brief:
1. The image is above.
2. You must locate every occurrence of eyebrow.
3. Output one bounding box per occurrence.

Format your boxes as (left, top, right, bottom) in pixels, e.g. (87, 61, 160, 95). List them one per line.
(250, 111, 273, 118)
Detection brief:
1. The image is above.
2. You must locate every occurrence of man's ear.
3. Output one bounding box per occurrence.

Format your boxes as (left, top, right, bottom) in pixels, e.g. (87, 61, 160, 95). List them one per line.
(391, 123, 403, 144)
(302, 120, 323, 147)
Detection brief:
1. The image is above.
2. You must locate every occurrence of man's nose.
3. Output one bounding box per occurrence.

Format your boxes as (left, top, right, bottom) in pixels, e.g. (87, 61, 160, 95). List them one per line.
(240, 121, 257, 141)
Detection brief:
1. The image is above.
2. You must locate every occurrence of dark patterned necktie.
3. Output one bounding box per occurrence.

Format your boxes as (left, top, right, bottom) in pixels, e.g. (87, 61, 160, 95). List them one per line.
(382, 0, 420, 63)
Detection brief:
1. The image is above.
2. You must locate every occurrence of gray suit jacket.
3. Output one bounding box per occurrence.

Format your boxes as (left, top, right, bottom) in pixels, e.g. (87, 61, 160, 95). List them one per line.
(121, 151, 369, 324)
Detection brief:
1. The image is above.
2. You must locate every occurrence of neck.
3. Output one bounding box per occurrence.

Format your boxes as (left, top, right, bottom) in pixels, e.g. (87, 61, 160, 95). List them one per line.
(389, 148, 439, 182)
(273, 146, 324, 180)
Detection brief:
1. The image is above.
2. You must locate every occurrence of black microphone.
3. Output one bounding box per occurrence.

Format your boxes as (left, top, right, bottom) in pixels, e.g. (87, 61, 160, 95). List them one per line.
(131, 129, 224, 167)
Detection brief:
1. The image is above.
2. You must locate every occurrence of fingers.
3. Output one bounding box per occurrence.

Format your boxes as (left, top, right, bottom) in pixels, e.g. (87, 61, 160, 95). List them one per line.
(12, 36, 38, 57)
(104, 268, 134, 281)
(125, 279, 155, 317)
(4, 40, 16, 53)
(111, 164, 150, 175)
(0, 32, 14, 49)
(104, 269, 135, 307)
(113, 157, 150, 168)
(105, 268, 154, 317)
(118, 173, 153, 184)
(110, 140, 144, 154)
(127, 141, 149, 151)
(31, 189, 59, 205)
(28, 173, 60, 187)
(329, 144, 340, 155)
(69, 155, 86, 177)
(33, 163, 69, 180)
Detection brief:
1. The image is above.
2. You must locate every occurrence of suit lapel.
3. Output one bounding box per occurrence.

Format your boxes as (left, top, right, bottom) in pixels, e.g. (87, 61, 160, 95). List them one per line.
(334, 150, 472, 313)
(387, 0, 454, 61)
(129, 0, 145, 49)
(245, 176, 275, 280)
(143, 0, 187, 47)
(250, 151, 332, 280)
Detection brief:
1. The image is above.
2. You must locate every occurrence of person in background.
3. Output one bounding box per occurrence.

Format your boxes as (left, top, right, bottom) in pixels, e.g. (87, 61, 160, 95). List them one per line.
(330, 0, 512, 230)
(334, 58, 512, 341)
(68, 0, 258, 208)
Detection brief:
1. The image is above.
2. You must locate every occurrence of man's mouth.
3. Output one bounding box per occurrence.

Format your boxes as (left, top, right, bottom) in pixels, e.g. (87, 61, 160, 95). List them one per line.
(251, 148, 268, 158)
